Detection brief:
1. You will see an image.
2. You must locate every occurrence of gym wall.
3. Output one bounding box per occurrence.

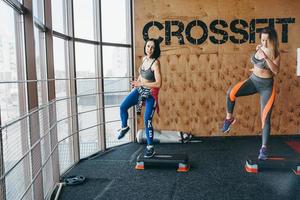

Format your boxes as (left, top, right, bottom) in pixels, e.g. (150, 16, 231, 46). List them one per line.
(134, 0, 300, 136)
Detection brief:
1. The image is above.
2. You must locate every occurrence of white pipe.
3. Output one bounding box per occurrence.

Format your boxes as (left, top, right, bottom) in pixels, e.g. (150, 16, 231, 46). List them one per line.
(54, 183, 64, 200)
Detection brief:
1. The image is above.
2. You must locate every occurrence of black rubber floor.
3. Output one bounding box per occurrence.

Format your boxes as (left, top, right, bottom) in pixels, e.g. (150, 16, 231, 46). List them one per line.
(59, 136, 300, 200)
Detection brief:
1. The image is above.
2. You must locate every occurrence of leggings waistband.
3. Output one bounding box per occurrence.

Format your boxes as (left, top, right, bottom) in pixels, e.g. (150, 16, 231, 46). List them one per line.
(250, 73, 274, 83)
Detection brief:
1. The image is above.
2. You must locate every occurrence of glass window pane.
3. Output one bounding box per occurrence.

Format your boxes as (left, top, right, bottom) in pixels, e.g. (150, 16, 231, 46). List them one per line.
(75, 42, 96, 78)
(53, 37, 69, 100)
(53, 37, 73, 172)
(105, 103, 133, 149)
(42, 158, 53, 198)
(53, 35, 70, 130)
(58, 138, 73, 173)
(0, 2, 30, 200)
(5, 155, 31, 200)
(75, 42, 98, 158)
(103, 46, 131, 78)
(101, 0, 131, 44)
(73, 0, 97, 41)
(34, 26, 52, 197)
(34, 27, 48, 107)
(33, 0, 44, 23)
(103, 46, 132, 147)
(51, 0, 68, 34)
(0, 1, 27, 124)
(103, 46, 131, 94)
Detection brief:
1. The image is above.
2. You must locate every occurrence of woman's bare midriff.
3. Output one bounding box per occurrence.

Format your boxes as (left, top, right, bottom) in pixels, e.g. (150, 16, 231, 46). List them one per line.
(253, 65, 273, 78)
(140, 77, 154, 89)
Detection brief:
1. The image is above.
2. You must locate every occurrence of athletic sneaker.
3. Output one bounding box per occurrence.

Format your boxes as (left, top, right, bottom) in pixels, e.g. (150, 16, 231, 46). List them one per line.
(258, 147, 268, 160)
(117, 126, 130, 140)
(144, 145, 155, 158)
(221, 117, 236, 133)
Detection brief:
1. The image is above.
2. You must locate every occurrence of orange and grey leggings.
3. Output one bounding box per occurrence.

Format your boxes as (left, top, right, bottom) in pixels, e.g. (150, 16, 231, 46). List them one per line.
(226, 73, 275, 146)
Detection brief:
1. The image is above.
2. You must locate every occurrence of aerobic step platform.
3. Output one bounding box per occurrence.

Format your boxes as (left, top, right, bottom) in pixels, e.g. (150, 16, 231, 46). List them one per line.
(245, 155, 300, 175)
(135, 153, 189, 172)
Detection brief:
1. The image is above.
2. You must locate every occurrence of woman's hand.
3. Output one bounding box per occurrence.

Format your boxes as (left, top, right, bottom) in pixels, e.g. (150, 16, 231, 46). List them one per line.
(130, 80, 142, 88)
(258, 48, 268, 59)
(256, 44, 262, 51)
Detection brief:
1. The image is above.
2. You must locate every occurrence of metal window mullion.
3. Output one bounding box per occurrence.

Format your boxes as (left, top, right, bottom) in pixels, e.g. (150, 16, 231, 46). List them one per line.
(0, 108, 6, 200)
(3, 0, 26, 14)
(129, 0, 136, 142)
(44, 0, 60, 186)
(74, 37, 100, 45)
(67, 0, 80, 164)
(23, 0, 43, 199)
(101, 42, 131, 48)
(53, 31, 72, 41)
(33, 16, 47, 32)
(0, 76, 135, 83)
(65, 38, 73, 171)
(95, 0, 106, 151)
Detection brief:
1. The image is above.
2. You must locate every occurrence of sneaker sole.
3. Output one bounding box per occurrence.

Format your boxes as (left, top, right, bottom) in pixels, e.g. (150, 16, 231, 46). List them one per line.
(222, 119, 236, 133)
(144, 151, 156, 158)
(258, 156, 268, 160)
(258, 157, 267, 160)
(223, 127, 231, 133)
(117, 127, 130, 140)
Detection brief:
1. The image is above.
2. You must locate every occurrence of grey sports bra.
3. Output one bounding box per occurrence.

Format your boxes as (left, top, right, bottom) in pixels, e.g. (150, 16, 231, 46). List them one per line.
(251, 51, 269, 70)
(140, 58, 156, 82)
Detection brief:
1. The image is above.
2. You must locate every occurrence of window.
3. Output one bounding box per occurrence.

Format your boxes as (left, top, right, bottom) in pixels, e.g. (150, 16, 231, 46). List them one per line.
(102, 46, 132, 148)
(75, 42, 99, 157)
(0, 2, 26, 123)
(53, 36, 73, 172)
(33, 0, 44, 23)
(101, 0, 131, 44)
(51, 0, 68, 34)
(0, 1, 29, 200)
(1, 0, 133, 198)
(33, 6, 56, 197)
(34, 27, 48, 107)
(73, 0, 97, 41)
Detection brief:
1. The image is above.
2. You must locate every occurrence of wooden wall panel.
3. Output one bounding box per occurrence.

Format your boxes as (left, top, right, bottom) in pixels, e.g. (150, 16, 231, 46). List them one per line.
(134, 0, 300, 136)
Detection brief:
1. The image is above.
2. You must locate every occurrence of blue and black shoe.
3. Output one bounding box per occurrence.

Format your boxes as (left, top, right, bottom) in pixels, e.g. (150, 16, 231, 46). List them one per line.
(117, 126, 130, 140)
(144, 145, 155, 158)
(221, 117, 236, 133)
(258, 147, 268, 160)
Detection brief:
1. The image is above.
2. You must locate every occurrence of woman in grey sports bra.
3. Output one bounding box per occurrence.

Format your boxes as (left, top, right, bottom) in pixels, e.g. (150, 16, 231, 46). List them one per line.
(221, 27, 281, 160)
(117, 38, 162, 158)
(251, 50, 268, 69)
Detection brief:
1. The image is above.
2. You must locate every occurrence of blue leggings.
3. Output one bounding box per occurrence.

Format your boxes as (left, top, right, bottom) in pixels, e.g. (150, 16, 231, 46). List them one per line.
(120, 88, 156, 145)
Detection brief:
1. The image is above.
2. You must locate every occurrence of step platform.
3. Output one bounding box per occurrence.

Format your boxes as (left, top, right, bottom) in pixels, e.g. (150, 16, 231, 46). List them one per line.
(245, 155, 300, 175)
(135, 153, 189, 172)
